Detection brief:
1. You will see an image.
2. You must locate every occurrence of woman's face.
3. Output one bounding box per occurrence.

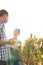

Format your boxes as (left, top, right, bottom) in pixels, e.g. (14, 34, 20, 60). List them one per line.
(14, 29, 20, 37)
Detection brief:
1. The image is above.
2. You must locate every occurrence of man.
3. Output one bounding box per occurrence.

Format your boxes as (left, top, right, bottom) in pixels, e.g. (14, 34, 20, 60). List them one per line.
(0, 9, 10, 65)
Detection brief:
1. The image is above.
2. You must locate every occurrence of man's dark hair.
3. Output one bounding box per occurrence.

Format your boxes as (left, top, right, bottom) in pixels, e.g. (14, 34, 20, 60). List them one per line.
(0, 9, 8, 17)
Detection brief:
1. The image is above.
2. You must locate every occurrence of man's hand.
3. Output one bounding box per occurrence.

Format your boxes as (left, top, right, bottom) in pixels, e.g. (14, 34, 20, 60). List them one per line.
(0, 40, 8, 46)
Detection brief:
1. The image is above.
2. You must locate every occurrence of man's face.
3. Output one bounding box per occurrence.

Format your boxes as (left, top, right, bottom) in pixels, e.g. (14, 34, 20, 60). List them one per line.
(3, 14, 8, 23)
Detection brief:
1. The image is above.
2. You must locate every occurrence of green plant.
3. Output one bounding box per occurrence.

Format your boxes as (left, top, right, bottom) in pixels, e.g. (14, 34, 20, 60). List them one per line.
(22, 37, 43, 65)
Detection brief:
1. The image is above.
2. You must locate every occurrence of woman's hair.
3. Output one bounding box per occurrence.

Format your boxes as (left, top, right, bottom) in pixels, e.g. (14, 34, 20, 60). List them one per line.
(0, 9, 8, 17)
(14, 29, 20, 34)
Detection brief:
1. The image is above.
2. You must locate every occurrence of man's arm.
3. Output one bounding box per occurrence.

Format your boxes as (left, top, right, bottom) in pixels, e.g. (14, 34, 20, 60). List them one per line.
(0, 40, 8, 46)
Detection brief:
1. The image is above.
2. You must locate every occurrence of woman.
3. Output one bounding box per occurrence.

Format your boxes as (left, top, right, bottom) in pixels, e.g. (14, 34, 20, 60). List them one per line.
(9, 29, 22, 65)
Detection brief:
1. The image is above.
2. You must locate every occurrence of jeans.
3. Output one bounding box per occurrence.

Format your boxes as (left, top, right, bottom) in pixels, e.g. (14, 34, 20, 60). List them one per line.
(16, 59, 22, 65)
(19, 60, 22, 65)
(9, 60, 22, 65)
(0, 60, 8, 65)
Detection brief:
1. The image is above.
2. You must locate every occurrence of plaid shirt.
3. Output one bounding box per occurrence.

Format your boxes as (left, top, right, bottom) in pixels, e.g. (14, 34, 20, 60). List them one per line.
(0, 21, 10, 61)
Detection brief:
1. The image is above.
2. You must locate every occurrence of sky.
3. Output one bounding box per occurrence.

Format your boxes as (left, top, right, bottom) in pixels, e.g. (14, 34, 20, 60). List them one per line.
(0, 0, 43, 44)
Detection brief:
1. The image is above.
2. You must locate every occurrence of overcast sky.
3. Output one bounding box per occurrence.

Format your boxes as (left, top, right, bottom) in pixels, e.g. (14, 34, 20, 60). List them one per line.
(0, 0, 43, 44)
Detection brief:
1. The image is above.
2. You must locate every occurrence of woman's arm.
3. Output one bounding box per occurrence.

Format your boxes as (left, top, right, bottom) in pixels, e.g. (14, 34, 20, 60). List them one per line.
(10, 45, 20, 50)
